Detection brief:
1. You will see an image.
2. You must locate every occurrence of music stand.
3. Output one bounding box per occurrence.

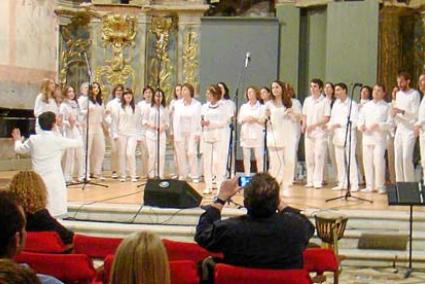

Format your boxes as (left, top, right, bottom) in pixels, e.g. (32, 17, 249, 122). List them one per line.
(387, 182, 425, 278)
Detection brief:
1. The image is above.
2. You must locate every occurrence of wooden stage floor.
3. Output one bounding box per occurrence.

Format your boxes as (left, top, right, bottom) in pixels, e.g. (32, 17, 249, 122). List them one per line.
(0, 171, 420, 212)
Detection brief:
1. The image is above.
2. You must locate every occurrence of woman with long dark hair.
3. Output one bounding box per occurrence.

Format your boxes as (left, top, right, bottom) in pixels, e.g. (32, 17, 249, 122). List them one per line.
(112, 88, 142, 182)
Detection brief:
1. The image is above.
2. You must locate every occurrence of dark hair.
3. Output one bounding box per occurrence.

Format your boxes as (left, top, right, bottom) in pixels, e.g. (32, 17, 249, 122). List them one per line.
(143, 85, 155, 96)
(243, 173, 280, 218)
(122, 88, 135, 113)
(272, 80, 292, 108)
(112, 84, 125, 99)
(398, 71, 412, 81)
(89, 82, 103, 105)
(182, 83, 195, 98)
(0, 259, 41, 284)
(172, 84, 182, 100)
(38, 111, 56, 131)
(63, 86, 78, 104)
(245, 86, 260, 101)
(311, 78, 324, 89)
(152, 89, 167, 108)
(0, 191, 25, 258)
(374, 83, 386, 93)
(218, 82, 230, 100)
(360, 85, 373, 99)
(335, 82, 348, 92)
(207, 84, 222, 101)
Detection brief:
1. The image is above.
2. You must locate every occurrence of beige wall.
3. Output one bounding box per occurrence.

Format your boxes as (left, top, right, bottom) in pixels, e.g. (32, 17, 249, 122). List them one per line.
(0, 0, 57, 109)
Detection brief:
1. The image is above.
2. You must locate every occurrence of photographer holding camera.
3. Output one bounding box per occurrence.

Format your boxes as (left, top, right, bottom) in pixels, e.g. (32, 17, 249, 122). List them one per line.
(195, 173, 315, 269)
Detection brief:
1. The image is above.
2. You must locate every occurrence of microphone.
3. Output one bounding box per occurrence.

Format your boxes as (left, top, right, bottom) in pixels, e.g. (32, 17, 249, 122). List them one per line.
(244, 52, 251, 68)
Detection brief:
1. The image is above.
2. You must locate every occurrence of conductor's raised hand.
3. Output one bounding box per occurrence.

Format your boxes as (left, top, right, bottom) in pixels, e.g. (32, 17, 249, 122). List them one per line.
(11, 128, 22, 141)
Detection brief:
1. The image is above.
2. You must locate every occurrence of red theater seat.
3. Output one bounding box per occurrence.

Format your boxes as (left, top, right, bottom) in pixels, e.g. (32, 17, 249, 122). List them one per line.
(103, 255, 199, 284)
(303, 248, 339, 284)
(73, 234, 123, 259)
(162, 239, 222, 262)
(215, 263, 312, 284)
(15, 251, 97, 283)
(24, 231, 67, 253)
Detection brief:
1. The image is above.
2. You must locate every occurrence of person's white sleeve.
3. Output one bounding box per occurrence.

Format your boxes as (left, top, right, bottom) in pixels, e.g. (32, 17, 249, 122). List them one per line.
(14, 139, 31, 154)
(34, 95, 43, 118)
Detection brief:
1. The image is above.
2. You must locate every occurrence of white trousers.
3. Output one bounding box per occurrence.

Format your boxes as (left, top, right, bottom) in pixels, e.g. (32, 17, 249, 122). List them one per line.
(325, 134, 337, 183)
(87, 130, 105, 176)
(283, 139, 298, 187)
(203, 141, 226, 190)
(334, 138, 358, 189)
(363, 143, 386, 191)
(109, 136, 119, 173)
(394, 130, 416, 182)
(305, 136, 327, 186)
(63, 143, 84, 181)
(242, 146, 264, 175)
(138, 139, 149, 178)
(118, 135, 138, 178)
(356, 130, 365, 183)
(175, 134, 199, 179)
(420, 134, 425, 184)
(146, 137, 166, 178)
(268, 147, 284, 185)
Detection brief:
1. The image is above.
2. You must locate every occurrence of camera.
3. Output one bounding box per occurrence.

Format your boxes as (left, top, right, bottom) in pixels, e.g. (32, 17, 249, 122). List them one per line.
(238, 175, 252, 187)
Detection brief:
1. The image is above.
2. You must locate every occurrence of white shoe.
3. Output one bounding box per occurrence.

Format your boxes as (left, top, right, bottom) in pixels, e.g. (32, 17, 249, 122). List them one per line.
(361, 187, 372, 193)
(378, 188, 386, 194)
(305, 183, 314, 188)
(351, 187, 359, 192)
(203, 188, 212, 194)
(332, 185, 343, 191)
(314, 184, 322, 189)
(192, 178, 200, 184)
(131, 178, 138, 182)
(178, 176, 187, 181)
(111, 172, 118, 179)
(119, 177, 126, 182)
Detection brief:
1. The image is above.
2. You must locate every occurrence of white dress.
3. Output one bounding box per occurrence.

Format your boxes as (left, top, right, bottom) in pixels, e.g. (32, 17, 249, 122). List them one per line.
(34, 93, 59, 134)
(14, 131, 83, 216)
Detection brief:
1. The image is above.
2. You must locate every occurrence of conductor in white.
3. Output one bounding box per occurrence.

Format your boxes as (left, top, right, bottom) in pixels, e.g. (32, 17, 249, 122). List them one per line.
(12, 111, 83, 217)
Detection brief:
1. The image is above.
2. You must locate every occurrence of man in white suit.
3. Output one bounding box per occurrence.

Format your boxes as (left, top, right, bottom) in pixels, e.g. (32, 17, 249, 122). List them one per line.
(12, 111, 83, 217)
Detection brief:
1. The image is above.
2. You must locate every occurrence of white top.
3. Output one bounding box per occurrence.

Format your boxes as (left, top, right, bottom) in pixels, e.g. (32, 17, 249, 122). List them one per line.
(34, 93, 59, 133)
(329, 98, 358, 146)
(302, 95, 331, 139)
(14, 131, 82, 216)
(286, 98, 302, 141)
(221, 99, 236, 120)
(112, 105, 143, 139)
(87, 101, 106, 134)
(173, 99, 202, 141)
(202, 101, 228, 143)
(59, 100, 82, 138)
(417, 95, 425, 132)
(105, 97, 121, 138)
(77, 95, 89, 129)
(358, 100, 391, 145)
(143, 105, 169, 141)
(393, 89, 420, 132)
(238, 101, 265, 148)
(265, 101, 287, 148)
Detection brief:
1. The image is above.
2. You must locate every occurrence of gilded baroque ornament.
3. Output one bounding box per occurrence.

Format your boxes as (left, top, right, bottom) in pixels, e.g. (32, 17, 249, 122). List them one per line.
(148, 16, 177, 99)
(182, 31, 199, 92)
(95, 14, 137, 99)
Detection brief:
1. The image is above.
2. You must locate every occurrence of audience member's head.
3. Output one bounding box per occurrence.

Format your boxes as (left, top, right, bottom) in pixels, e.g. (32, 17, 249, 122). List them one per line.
(0, 191, 26, 259)
(38, 111, 57, 131)
(8, 171, 47, 214)
(0, 259, 41, 284)
(243, 173, 280, 218)
(110, 231, 170, 284)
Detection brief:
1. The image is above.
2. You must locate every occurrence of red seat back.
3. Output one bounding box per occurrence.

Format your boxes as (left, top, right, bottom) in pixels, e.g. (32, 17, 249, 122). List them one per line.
(73, 234, 123, 259)
(303, 248, 338, 273)
(104, 255, 199, 284)
(215, 263, 312, 284)
(162, 239, 222, 262)
(15, 251, 96, 283)
(24, 231, 67, 253)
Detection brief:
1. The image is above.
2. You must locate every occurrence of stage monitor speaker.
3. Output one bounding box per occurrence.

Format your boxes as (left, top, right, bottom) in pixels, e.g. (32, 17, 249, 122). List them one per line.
(144, 179, 202, 209)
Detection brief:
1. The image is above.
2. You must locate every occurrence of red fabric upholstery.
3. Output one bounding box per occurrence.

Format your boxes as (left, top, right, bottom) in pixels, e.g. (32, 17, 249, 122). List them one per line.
(303, 248, 338, 273)
(215, 264, 312, 284)
(162, 239, 222, 262)
(15, 251, 96, 283)
(24, 231, 67, 253)
(73, 234, 123, 259)
(103, 255, 199, 284)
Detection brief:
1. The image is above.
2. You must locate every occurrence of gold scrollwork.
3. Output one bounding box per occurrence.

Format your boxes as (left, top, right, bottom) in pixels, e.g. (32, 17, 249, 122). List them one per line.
(95, 14, 137, 100)
(148, 16, 177, 100)
(182, 31, 199, 94)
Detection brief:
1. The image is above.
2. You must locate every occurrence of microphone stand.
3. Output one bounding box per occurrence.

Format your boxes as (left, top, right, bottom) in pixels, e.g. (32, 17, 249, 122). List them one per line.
(68, 52, 108, 190)
(326, 84, 371, 203)
(155, 103, 161, 179)
(230, 53, 250, 177)
(263, 118, 269, 172)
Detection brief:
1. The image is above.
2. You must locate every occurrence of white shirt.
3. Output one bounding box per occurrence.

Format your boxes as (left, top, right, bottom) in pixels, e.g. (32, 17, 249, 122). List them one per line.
(87, 101, 106, 134)
(202, 101, 228, 143)
(173, 99, 202, 141)
(416, 94, 425, 132)
(238, 101, 265, 148)
(59, 100, 82, 138)
(287, 98, 302, 140)
(393, 89, 420, 132)
(358, 100, 391, 145)
(112, 105, 143, 139)
(302, 95, 331, 139)
(329, 98, 358, 146)
(105, 97, 121, 138)
(143, 105, 169, 141)
(34, 93, 59, 133)
(14, 131, 83, 216)
(221, 99, 236, 120)
(265, 101, 287, 148)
